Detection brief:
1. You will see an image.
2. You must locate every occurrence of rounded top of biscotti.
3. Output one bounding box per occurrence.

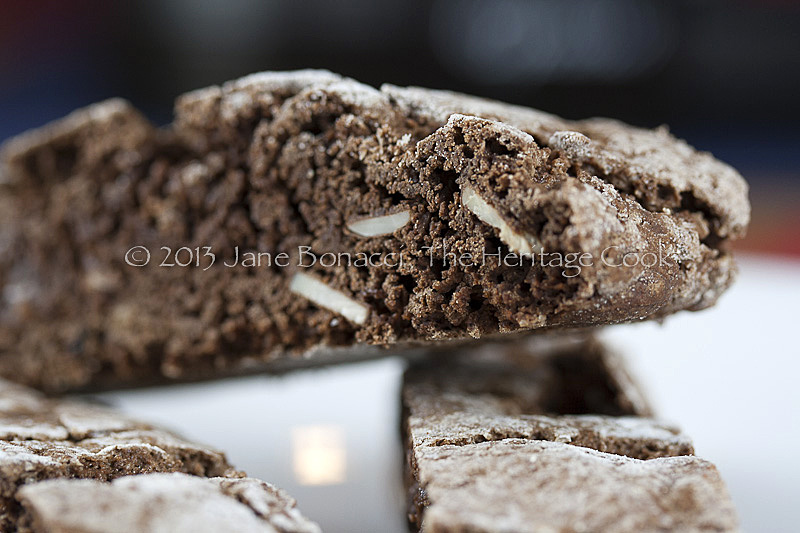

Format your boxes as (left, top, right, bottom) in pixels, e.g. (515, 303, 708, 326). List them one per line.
(0, 98, 154, 187)
(382, 83, 749, 240)
(178, 70, 749, 239)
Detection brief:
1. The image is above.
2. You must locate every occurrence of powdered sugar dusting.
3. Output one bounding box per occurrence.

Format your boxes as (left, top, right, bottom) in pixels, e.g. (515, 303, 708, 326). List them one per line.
(417, 440, 738, 533)
(0, 442, 59, 467)
(18, 473, 321, 533)
(0, 377, 317, 531)
(404, 342, 736, 531)
(321, 79, 388, 111)
(382, 84, 565, 139)
(227, 69, 342, 94)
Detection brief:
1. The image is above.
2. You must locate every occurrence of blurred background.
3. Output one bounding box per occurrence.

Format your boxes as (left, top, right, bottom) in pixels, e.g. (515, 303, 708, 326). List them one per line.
(3, 1, 800, 532)
(1, 0, 798, 255)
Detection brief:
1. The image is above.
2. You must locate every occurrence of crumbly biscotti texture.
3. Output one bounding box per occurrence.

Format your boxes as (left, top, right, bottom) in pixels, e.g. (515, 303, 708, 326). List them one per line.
(402, 339, 739, 532)
(16, 473, 320, 533)
(0, 70, 750, 392)
(0, 378, 248, 530)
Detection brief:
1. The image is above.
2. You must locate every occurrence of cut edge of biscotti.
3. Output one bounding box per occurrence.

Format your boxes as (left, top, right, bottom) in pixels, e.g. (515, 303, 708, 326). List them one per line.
(170, 71, 748, 328)
(0, 70, 751, 391)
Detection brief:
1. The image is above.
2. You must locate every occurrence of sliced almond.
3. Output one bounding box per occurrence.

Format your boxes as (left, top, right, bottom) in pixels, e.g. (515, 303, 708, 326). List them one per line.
(347, 210, 411, 237)
(461, 185, 543, 255)
(289, 272, 369, 325)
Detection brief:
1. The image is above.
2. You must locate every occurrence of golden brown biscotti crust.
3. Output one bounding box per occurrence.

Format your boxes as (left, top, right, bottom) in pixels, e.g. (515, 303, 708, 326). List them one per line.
(16, 474, 321, 533)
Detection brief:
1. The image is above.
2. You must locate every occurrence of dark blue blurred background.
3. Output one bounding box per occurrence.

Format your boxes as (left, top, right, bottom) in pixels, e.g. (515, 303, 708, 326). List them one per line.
(2, 0, 798, 253)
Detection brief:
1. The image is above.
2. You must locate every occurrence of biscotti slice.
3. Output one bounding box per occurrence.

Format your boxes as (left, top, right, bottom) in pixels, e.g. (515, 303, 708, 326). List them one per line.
(403, 339, 738, 532)
(413, 441, 737, 533)
(0, 70, 749, 392)
(0, 378, 317, 532)
(16, 473, 320, 533)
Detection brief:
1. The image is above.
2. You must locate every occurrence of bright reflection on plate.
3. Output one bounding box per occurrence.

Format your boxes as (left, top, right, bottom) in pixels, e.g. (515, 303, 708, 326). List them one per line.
(291, 425, 347, 486)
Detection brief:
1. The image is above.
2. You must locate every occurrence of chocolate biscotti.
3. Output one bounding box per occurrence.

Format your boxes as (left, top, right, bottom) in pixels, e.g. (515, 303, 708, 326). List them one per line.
(402, 338, 738, 532)
(16, 473, 320, 533)
(0, 70, 749, 392)
(0, 378, 318, 532)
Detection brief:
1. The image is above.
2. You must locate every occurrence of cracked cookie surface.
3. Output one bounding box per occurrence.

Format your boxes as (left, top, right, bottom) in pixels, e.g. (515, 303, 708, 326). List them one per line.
(16, 473, 320, 533)
(0, 377, 240, 530)
(402, 338, 739, 532)
(0, 378, 318, 532)
(0, 70, 749, 392)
